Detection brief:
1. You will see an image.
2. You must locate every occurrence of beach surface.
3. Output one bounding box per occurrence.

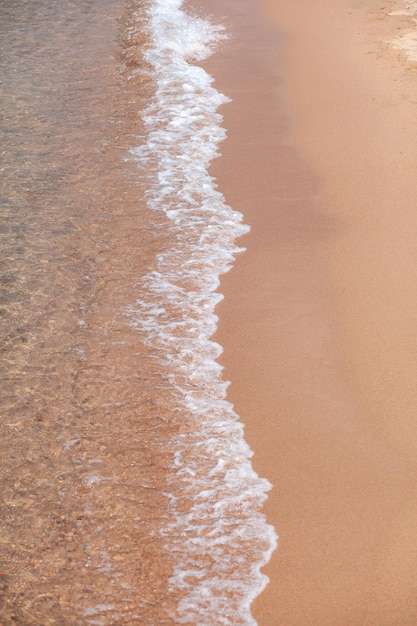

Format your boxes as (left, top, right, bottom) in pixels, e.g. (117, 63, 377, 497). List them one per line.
(205, 0, 417, 623)
(2, 0, 417, 622)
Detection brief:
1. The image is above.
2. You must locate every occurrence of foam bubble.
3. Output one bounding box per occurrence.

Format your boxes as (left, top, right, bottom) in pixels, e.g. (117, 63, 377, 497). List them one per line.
(388, 2, 417, 62)
(127, 1, 277, 623)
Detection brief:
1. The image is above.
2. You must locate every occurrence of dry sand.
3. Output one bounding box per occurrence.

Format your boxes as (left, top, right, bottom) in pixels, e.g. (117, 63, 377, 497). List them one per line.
(203, 0, 417, 623)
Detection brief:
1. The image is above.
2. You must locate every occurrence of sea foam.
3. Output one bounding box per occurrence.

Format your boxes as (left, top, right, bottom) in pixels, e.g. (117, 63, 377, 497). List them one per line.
(127, 1, 277, 623)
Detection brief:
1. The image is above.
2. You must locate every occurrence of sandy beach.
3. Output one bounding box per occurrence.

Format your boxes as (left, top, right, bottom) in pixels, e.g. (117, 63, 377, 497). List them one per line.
(2, 0, 417, 622)
(206, 0, 417, 623)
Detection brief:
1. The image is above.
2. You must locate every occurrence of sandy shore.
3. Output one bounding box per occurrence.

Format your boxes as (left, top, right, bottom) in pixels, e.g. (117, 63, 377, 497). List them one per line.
(204, 0, 417, 623)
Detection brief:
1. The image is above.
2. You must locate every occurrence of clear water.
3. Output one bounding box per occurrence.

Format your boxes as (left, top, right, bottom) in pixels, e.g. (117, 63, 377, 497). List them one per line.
(0, 0, 277, 623)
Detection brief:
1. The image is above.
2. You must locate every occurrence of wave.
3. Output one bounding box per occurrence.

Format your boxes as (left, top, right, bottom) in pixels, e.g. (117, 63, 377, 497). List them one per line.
(126, 1, 277, 623)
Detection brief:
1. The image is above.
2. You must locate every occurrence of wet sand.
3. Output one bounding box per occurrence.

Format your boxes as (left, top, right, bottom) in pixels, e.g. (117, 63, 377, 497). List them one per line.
(206, 0, 417, 623)
(2, 0, 417, 622)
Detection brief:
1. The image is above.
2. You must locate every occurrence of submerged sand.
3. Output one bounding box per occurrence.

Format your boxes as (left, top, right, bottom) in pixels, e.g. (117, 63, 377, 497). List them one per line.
(204, 0, 417, 623)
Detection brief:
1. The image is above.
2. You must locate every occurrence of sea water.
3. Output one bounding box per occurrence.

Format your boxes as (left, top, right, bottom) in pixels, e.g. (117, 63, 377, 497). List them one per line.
(0, 0, 277, 623)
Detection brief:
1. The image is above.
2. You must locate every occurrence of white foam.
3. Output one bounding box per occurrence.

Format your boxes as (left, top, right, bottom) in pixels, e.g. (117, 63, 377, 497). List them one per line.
(388, 2, 417, 17)
(127, 1, 277, 623)
(391, 30, 417, 61)
(388, 2, 417, 62)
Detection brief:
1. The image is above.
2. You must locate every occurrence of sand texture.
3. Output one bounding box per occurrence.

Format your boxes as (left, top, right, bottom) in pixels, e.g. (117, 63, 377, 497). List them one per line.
(203, 0, 417, 623)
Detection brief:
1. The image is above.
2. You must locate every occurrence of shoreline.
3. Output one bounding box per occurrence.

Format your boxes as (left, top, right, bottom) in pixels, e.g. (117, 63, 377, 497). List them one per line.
(203, 0, 417, 623)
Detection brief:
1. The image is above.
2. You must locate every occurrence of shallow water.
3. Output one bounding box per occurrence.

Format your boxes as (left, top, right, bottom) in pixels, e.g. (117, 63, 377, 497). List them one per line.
(0, 1, 276, 623)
